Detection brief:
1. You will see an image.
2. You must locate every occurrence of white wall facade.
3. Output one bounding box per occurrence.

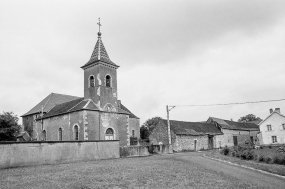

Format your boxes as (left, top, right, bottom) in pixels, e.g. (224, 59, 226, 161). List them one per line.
(259, 112, 285, 145)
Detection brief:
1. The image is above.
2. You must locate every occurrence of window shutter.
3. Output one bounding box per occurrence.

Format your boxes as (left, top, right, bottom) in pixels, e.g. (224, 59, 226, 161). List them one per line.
(268, 136, 272, 144)
(272, 126, 274, 131)
(277, 136, 280, 143)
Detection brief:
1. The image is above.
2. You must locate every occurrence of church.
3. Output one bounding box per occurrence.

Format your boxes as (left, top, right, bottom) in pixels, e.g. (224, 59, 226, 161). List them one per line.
(21, 28, 140, 146)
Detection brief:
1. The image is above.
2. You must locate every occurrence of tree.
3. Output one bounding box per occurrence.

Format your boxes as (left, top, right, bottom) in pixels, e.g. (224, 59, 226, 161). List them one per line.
(238, 114, 261, 122)
(140, 117, 162, 139)
(0, 112, 21, 141)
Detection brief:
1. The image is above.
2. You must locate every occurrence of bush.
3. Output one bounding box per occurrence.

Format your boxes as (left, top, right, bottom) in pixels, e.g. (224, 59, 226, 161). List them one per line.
(220, 146, 230, 156)
(272, 154, 285, 165)
(265, 156, 272, 164)
(257, 154, 265, 162)
(269, 146, 272, 149)
(231, 151, 236, 157)
(253, 154, 258, 161)
(239, 149, 255, 160)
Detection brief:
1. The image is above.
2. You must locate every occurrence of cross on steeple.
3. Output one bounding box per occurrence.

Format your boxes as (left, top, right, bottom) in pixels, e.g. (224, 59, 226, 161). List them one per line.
(97, 18, 102, 33)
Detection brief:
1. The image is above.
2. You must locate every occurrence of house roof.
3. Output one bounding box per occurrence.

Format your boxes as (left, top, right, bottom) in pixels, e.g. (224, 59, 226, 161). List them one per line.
(22, 93, 81, 117)
(208, 117, 259, 131)
(81, 33, 119, 69)
(258, 111, 285, 126)
(161, 119, 223, 136)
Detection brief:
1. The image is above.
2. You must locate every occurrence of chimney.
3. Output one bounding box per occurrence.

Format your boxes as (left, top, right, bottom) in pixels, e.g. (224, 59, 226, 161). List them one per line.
(270, 109, 273, 114)
(275, 108, 280, 113)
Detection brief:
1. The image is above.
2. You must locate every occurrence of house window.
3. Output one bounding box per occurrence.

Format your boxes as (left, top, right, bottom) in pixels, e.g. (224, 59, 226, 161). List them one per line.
(106, 75, 111, 87)
(282, 124, 285, 130)
(74, 125, 79, 140)
(132, 130, 135, 137)
(272, 136, 277, 143)
(105, 128, 114, 140)
(89, 75, 95, 87)
(42, 130, 46, 141)
(59, 128, 62, 141)
(267, 125, 272, 131)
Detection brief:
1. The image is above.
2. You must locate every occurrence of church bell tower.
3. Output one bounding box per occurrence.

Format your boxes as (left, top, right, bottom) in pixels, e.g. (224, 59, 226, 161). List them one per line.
(81, 20, 119, 111)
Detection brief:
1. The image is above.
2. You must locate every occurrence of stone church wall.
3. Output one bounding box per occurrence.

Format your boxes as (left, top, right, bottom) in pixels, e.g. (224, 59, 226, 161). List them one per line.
(117, 114, 129, 146)
(129, 118, 140, 138)
(85, 111, 100, 140)
(35, 111, 85, 141)
(0, 140, 119, 169)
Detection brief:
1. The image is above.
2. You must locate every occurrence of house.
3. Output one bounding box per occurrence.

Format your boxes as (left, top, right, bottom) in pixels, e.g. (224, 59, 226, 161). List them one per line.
(21, 31, 140, 146)
(149, 119, 223, 152)
(206, 117, 259, 148)
(258, 108, 285, 145)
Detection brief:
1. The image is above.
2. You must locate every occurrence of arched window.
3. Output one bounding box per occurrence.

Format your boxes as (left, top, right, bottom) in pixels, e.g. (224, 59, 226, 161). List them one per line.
(89, 75, 95, 87)
(59, 128, 63, 141)
(106, 75, 111, 87)
(105, 128, 114, 140)
(74, 125, 79, 140)
(42, 130, 46, 141)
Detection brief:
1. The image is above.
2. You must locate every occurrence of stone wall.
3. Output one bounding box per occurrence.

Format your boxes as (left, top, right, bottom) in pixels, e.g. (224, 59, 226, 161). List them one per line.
(214, 129, 259, 148)
(129, 118, 140, 139)
(0, 140, 119, 169)
(149, 121, 176, 145)
(117, 114, 129, 146)
(173, 135, 209, 152)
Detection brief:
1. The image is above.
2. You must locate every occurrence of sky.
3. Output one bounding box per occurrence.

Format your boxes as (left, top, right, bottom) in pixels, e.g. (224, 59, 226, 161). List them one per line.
(1, 0, 285, 125)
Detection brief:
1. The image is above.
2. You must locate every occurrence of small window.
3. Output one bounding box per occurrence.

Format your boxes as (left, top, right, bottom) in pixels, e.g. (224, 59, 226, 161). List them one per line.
(272, 136, 277, 143)
(42, 130, 46, 141)
(105, 128, 114, 140)
(132, 130, 135, 136)
(106, 75, 111, 87)
(267, 125, 272, 131)
(89, 75, 95, 87)
(74, 125, 79, 140)
(59, 128, 63, 141)
(282, 124, 285, 130)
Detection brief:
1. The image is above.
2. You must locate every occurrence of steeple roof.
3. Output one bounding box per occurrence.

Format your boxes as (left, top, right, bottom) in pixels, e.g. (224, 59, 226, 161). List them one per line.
(81, 32, 119, 69)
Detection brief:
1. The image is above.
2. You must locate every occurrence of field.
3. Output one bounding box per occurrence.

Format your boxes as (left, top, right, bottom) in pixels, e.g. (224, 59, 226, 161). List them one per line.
(2, 152, 285, 189)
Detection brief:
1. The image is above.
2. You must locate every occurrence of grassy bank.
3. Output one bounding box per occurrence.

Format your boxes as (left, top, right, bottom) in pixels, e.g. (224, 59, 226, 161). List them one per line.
(204, 149, 285, 176)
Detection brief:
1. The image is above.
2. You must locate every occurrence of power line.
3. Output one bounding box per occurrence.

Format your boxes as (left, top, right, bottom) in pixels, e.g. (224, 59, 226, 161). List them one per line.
(169, 98, 285, 107)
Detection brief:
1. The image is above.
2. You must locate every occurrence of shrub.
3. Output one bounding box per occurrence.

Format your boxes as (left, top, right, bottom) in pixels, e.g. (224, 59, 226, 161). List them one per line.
(257, 154, 265, 162)
(272, 154, 285, 165)
(231, 151, 236, 157)
(220, 146, 230, 156)
(260, 146, 263, 149)
(265, 156, 272, 164)
(253, 154, 258, 161)
(240, 149, 255, 160)
(269, 146, 272, 149)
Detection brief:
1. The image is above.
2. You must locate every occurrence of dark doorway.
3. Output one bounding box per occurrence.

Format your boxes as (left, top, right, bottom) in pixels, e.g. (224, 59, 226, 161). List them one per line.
(208, 136, 214, 149)
(250, 136, 254, 144)
(233, 136, 238, 146)
(194, 140, 197, 151)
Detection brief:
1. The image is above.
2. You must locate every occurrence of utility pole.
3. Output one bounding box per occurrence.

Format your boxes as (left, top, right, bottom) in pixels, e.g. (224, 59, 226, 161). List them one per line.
(166, 105, 175, 145)
(166, 105, 171, 145)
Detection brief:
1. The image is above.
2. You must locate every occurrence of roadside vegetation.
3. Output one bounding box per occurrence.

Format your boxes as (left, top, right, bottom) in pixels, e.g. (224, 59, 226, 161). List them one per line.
(205, 145, 285, 176)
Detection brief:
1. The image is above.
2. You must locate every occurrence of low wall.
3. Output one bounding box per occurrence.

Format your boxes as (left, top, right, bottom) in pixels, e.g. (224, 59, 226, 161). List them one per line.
(0, 140, 119, 169)
(120, 145, 149, 157)
(120, 144, 173, 157)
